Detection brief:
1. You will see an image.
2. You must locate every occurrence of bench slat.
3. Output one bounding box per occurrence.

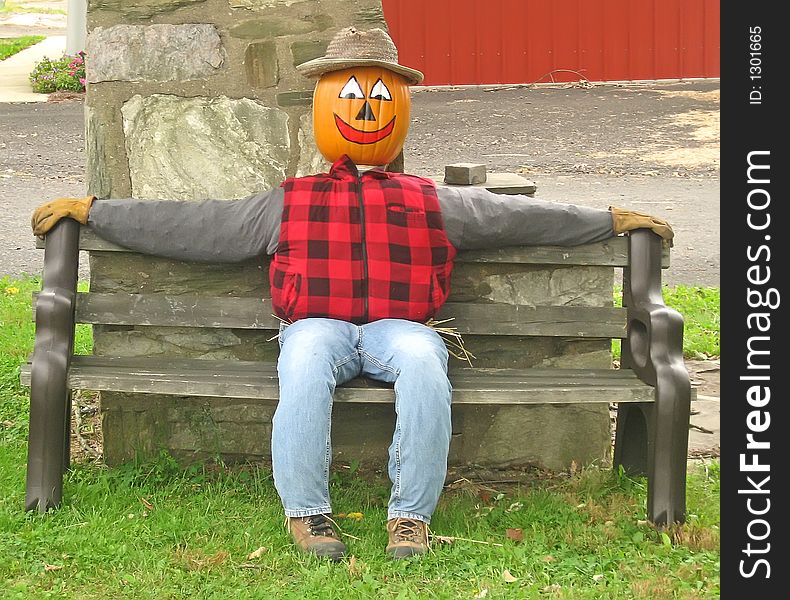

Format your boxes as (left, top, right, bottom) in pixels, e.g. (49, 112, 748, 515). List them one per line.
(36, 228, 670, 267)
(27, 355, 643, 378)
(455, 240, 671, 267)
(52, 292, 627, 338)
(20, 357, 655, 404)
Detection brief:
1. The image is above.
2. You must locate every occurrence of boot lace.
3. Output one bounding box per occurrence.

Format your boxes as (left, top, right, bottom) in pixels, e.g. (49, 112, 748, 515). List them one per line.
(306, 514, 339, 538)
(392, 518, 428, 544)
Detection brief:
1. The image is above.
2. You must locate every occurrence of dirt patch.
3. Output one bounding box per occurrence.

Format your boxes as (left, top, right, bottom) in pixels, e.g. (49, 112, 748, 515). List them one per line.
(577, 85, 720, 173)
(47, 90, 85, 103)
(588, 107, 719, 171)
(655, 89, 720, 103)
(640, 109, 719, 169)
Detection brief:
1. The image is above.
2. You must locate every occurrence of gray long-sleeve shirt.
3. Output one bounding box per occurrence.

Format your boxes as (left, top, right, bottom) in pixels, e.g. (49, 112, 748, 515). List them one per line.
(88, 185, 615, 263)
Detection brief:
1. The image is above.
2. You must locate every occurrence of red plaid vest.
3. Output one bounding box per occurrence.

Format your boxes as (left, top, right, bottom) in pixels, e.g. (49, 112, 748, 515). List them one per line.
(269, 155, 456, 324)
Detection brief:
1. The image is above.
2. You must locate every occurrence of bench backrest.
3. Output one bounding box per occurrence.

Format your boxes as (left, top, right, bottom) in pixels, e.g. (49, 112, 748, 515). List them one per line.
(38, 227, 670, 369)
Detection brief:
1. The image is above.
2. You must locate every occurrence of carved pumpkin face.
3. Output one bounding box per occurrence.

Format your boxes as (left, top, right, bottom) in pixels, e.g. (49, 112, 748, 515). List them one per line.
(312, 66, 411, 166)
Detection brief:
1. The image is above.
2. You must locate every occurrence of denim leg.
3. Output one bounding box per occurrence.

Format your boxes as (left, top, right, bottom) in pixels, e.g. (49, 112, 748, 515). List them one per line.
(272, 318, 361, 517)
(359, 319, 452, 524)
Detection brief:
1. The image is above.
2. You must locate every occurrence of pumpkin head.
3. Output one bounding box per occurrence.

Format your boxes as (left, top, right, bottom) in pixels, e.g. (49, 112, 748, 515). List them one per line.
(313, 66, 411, 167)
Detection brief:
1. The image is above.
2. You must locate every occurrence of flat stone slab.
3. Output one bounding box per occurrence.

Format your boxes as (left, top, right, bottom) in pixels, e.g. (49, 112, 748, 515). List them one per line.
(436, 172, 537, 195)
(688, 397, 720, 456)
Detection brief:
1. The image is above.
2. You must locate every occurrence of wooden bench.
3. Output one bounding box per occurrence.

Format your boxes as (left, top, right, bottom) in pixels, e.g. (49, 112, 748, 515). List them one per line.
(21, 220, 691, 525)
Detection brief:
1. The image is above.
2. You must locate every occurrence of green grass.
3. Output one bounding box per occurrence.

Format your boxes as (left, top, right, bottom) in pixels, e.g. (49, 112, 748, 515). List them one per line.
(0, 35, 44, 61)
(0, 2, 66, 15)
(613, 285, 720, 361)
(1, 276, 720, 598)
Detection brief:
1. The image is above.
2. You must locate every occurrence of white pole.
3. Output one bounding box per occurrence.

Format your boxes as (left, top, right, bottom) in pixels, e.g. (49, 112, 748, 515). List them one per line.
(66, 0, 88, 55)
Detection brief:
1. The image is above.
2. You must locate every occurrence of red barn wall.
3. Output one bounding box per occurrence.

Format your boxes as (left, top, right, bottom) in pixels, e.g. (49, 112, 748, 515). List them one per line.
(383, 0, 720, 85)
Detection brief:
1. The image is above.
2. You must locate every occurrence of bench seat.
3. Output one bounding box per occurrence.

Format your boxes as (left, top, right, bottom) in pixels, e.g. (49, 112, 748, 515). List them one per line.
(21, 357, 657, 404)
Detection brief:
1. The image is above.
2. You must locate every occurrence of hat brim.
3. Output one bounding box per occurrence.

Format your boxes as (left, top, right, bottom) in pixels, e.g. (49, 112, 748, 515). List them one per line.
(296, 57, 424, 85)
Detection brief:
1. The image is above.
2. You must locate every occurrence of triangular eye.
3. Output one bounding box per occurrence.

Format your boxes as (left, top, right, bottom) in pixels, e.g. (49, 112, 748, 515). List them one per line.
(370, 78, 392, 101)
(339, 76, 365, 99)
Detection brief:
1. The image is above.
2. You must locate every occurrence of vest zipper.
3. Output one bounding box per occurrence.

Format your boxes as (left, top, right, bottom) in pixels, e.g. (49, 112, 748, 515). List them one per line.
(356, 174, 369, 322)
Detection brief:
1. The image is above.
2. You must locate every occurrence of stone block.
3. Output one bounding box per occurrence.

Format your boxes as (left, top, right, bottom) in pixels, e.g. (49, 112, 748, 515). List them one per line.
(121, 95, 290, 200)
(290, 39, 329, 69)
(276, 90, 313, 107)
(85, 104, 113, 199)
(89, 0, 206, 20)
(445, 163, 487, 185)
(86, 25, 224, 83)
(296, 112, 330, 176)
(245, 41, 279, 88)
(229, 14, 332, 39)
(354, 5, 386, 26)
(448, 263, 613, 308)
(230, 0, 303, 9)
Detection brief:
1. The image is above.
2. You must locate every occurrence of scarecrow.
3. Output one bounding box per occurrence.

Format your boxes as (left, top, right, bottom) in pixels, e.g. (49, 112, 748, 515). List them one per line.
(31, 28, 673, 561)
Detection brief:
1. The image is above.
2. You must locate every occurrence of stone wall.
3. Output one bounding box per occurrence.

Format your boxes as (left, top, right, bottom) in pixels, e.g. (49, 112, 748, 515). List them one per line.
(85, 0, 391, 199)
(85, 0, 612, 470)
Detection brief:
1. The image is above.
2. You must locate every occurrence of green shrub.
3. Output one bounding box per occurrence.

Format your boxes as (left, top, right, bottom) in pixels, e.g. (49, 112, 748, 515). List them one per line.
(29, 51, 85, 93)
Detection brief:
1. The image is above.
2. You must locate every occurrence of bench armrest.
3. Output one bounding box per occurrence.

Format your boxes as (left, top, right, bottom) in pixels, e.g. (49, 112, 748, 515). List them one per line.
(621, 229, 687, 387)
(26, 219, 81, 512)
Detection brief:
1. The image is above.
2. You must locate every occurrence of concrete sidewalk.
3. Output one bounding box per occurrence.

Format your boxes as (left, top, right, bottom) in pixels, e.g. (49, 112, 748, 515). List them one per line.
(0, 35, 66, 102)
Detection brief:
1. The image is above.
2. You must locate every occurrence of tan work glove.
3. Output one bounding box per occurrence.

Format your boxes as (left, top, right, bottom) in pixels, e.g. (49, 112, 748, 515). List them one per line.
(31, 195, 96, 236)
(609, 206, 674, 242)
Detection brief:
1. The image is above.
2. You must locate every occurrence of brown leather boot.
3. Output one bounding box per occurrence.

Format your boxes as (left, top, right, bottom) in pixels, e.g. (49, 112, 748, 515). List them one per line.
(386, 518, 430, 559)
(287, 514, 346, 561)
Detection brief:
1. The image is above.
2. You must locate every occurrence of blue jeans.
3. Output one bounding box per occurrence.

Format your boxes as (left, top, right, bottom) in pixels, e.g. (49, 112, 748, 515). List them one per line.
(272, 318, 452, 524)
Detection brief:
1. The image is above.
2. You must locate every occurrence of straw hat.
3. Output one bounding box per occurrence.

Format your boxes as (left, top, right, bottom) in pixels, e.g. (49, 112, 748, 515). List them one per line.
(296, 27, 424, 84)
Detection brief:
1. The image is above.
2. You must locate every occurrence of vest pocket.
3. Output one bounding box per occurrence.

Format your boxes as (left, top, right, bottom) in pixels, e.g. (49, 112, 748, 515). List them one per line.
(280, 271, 302, 320)
(385, 203, 427, 228)
(385, 202, 425, 215)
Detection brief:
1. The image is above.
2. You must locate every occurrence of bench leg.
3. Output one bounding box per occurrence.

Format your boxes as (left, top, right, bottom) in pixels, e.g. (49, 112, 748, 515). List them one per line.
(645, 378, 691, 526)
(25, 219, 80, 513)
(613, 387, 690, 526)
(26, 386, 71, 513)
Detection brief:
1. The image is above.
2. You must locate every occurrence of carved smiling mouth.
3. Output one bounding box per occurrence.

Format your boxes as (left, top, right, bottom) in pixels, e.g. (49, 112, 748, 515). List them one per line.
(334, 114, 396, 144)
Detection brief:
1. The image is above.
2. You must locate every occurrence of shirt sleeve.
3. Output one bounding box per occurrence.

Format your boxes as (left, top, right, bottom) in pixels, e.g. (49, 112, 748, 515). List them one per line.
(435, 185, 615, 250)
(87, 188, 284, 262)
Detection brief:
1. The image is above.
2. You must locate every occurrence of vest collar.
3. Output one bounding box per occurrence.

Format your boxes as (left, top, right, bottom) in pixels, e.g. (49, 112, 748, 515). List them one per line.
(329, 154, 391, 180)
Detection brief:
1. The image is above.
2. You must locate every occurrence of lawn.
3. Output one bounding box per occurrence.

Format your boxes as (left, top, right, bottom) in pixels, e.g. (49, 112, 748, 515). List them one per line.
(612, 285, 720, 361)
(0, 2, 66, 15)
(0, 276, 720, 598)
(0, 35, 44, 61)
